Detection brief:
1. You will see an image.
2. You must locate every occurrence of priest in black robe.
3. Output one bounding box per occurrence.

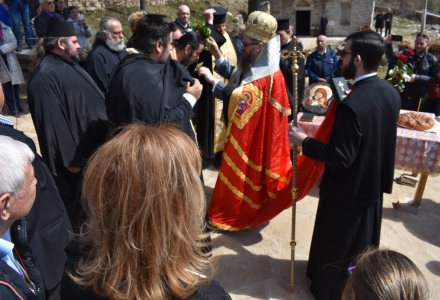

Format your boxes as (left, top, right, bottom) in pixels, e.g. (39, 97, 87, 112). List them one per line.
(84, 17, 127, 94)
(106, 14, 202, 142)
(277, 18, 306, 115)
(289, 31, 400, 300)
(28, 22, 108, 232)
(195, 7, 239, 167)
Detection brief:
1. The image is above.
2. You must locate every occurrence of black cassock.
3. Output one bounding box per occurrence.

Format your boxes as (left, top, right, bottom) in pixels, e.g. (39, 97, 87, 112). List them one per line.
(83, 39, 127, 94)
(28, 52, 108, 231)
(0, 123, 73, 295)
(106, 53, 195, 141)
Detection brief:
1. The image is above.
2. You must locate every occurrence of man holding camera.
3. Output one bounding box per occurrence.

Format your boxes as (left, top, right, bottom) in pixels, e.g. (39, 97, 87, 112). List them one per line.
(66, 6, 93, 51)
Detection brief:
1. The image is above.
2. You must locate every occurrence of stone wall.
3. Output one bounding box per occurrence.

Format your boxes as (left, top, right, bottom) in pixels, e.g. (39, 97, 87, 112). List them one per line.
(67, 0, 172, 12)
(269, 0, 374, 37)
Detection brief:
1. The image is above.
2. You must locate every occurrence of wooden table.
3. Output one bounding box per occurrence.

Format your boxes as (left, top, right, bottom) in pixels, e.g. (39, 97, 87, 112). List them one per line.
(297, 112, 440, 213)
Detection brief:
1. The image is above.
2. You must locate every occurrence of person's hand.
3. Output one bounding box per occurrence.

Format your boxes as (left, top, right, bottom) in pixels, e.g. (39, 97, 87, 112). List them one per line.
(67, 166, 81, 173)
(203, 8, 215, 24)
(288, 122, 308, 146)
(198, 67, 216, 85)
(385, 35, 392, 44)
(185, 78, 203, 100)
(410, 74, 416, 83)
(206, 37, 221, 59)
(318, 78, 327, 83)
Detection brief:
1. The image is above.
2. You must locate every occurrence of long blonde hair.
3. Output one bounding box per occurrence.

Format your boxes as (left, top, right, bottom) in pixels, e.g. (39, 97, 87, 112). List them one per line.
(342, 248, 429, 300)
(71, 123, 211, 300)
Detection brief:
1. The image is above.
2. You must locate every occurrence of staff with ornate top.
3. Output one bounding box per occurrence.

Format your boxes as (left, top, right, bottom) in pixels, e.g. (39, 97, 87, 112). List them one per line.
(281, 32, 306, 293)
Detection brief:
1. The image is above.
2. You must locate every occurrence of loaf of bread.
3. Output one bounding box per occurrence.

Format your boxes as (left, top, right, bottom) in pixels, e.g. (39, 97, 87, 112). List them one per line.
(397, 112, 435, 131)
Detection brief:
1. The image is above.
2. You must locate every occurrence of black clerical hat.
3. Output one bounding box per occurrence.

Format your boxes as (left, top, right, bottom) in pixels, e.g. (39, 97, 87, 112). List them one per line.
(276, 18, 290, 31)
(211, 6, 227, 24)
(45, 21, 76, 37)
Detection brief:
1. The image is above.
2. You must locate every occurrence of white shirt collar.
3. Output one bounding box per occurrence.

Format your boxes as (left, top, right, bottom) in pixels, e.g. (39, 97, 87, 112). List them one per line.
(354, 72, 377, 84)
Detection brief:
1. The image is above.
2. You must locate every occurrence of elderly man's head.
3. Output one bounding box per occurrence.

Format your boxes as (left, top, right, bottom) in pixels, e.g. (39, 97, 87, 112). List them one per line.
(40, 0, 55, 14)
(133, 14, 175, 63)
(177, 5, 190, 26)
(317, 35, 328, 52)
(212, 6, 228, 35)
(0, 137, 36, 232)
(99, 17, 125, 52)
(174, 31, 205, 67)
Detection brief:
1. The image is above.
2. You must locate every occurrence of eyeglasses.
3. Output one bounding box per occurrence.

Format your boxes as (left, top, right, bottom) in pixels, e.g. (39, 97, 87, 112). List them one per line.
(341, 49, 353, 58)
(242, 41, 259, 48)
(111, 31, 124, 36)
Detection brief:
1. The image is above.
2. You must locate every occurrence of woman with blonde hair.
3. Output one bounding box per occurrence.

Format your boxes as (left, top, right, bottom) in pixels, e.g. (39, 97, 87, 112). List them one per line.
(60, 123, 230, 300)
(342, 248, 429, 300)
(127, 11, 145, 47)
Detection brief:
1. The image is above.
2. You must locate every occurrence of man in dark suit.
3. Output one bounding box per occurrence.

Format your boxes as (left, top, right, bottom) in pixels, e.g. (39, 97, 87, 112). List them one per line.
(0, 86, 72, 300)
(34, 0, 64, 38)
(289, 30, 400, 300)
(384, 8, 393, 36)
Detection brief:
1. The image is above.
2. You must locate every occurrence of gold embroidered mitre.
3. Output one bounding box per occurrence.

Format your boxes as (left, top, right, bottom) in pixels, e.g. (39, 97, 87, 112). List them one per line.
(244, 11, 277, 43)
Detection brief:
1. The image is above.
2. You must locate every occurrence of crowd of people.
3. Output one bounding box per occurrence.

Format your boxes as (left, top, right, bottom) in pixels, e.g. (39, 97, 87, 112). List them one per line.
(0, 2, 437, 299)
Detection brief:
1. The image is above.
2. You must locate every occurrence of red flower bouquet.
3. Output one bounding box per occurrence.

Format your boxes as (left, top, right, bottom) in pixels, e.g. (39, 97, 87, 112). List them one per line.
(388, 49, 414, 92)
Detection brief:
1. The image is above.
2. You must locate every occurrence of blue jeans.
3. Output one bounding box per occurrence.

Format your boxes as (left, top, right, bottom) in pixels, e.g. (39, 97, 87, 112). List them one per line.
(8, 0, 33, 47)
(2, 81, 22, 114)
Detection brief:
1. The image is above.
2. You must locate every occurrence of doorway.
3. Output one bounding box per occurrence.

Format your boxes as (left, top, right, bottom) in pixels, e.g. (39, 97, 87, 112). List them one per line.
(296, 11, 311, 36)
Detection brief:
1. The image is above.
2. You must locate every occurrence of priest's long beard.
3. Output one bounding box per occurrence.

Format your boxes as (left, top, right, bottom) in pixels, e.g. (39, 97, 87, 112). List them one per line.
(241, 49, 258, 77)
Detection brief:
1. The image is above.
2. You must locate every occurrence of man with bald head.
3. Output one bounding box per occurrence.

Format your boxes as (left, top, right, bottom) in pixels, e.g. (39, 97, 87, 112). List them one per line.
(306, 35, 338, 84)
(175, 5, 192, 32)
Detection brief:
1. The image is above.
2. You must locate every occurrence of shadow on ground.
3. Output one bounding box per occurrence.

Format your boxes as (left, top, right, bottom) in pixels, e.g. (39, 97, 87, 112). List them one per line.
(211, 232, 313, 299)
(382, 198, 440, 248)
